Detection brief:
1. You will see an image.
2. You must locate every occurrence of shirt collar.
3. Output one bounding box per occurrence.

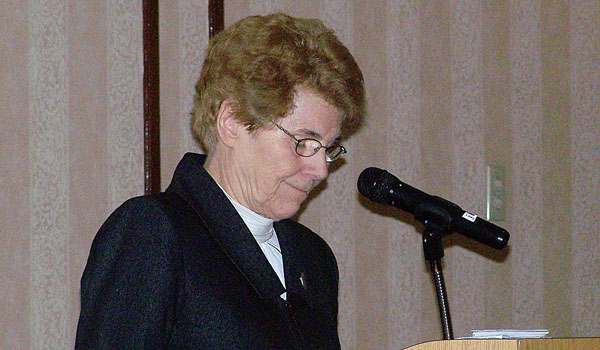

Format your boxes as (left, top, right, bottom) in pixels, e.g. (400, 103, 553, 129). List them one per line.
(219, 184, 275, 243)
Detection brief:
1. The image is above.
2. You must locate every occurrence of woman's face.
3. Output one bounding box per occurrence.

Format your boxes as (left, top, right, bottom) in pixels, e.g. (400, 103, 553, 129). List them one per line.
(232, 88, 342, 221)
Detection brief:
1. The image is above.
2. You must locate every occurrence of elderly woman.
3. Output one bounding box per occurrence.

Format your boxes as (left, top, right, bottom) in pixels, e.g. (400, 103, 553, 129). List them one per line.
(76, 13, 365, 349)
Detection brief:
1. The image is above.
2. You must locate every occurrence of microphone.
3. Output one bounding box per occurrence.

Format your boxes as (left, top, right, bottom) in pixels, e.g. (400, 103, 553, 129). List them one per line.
(357, 167, 509, 249)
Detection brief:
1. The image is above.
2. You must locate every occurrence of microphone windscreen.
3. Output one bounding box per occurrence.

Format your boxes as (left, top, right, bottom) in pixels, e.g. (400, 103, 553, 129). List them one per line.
(357, 167, 388, 202)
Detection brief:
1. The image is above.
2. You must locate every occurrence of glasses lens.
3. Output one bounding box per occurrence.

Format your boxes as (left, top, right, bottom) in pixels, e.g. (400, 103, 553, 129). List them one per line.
(325, 145, 346, 162)
(295, 139, 346, 162)
(295, 139, 321, 157)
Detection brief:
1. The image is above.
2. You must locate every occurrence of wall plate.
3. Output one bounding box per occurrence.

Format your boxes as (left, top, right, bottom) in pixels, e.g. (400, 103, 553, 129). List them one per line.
(486, 165, 506, 221)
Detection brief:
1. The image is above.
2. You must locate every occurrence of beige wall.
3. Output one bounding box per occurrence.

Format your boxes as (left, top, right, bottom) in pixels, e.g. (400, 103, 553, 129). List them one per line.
(1, 1, 598, 349)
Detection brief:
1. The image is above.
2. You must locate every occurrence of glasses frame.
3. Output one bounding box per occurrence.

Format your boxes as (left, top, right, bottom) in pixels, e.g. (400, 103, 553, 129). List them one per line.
(272, 122, 346, 163)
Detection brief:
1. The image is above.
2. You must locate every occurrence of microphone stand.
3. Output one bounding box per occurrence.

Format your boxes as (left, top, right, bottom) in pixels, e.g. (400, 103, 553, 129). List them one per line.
(415, 203, 454, 340)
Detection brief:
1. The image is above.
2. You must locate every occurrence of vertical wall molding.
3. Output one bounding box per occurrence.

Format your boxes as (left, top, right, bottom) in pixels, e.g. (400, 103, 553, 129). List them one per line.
(143, 0, 161, 194)
(28, 0, 70, 347)
(208, 0, 224, 38)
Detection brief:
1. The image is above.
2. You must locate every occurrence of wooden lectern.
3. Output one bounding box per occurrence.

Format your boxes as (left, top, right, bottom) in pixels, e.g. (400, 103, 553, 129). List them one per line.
(404, 337, 600, 350)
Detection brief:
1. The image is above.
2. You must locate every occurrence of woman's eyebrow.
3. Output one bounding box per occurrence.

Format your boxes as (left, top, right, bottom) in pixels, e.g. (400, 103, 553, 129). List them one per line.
(296, 128, 322, 139)
(297, 128, 342, 144)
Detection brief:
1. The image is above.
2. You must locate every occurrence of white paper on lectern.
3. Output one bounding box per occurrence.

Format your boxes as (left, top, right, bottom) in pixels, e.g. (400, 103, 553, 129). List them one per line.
(470, 329, 549, 339)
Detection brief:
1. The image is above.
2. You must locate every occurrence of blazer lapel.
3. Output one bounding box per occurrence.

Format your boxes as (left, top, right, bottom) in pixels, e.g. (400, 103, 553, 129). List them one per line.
(166, 153, 285, 300)
(275, 220, 307, 299)
(276, 220, 329, 349)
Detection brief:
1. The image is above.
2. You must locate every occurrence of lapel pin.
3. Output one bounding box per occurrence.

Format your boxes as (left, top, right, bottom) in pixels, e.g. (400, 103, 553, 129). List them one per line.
(299, 272, 307, 290)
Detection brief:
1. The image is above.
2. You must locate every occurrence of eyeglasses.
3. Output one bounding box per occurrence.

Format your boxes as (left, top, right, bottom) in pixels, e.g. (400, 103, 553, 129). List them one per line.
(272, 122, 346, 163)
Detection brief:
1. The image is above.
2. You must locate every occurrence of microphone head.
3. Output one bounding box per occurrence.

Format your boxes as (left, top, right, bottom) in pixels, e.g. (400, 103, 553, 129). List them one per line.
(357, 167, 393, 203)
(358, 167, 438, 214)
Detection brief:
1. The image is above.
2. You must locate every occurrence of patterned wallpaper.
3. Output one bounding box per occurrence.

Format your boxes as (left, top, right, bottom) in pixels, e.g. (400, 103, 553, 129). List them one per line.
(107, 0, 144, 209)
(1, 0, 598, 349)
(569, 0, 599, 336)
(29, 1, 70, 348)
(510, 0, 544, 328)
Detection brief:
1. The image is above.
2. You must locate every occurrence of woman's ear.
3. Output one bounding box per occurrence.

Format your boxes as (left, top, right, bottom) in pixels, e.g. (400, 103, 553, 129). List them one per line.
(215, 99, 242, 148)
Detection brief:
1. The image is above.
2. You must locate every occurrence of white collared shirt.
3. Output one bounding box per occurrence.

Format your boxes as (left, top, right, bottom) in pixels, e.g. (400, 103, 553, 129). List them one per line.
(220, 188, 287, 300)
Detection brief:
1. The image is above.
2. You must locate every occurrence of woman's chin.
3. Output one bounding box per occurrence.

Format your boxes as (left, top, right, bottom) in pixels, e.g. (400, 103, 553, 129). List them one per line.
(266, 203, 302, 221)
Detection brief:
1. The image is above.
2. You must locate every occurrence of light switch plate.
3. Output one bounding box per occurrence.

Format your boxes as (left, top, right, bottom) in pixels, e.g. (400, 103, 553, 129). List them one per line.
(486, 165, 506, 221)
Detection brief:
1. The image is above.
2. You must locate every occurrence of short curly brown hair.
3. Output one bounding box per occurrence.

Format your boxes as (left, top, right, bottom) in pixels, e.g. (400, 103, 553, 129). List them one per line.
(191, 13, 366, 152)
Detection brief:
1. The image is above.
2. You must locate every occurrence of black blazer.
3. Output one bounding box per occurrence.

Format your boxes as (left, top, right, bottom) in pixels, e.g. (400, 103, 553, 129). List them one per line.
(75, 153, 341, 349)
